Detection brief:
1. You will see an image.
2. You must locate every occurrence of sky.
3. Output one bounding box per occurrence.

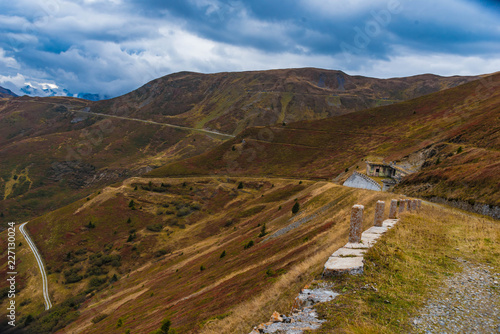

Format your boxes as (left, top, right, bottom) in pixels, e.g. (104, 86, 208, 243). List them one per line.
(0, 0, 499, 99)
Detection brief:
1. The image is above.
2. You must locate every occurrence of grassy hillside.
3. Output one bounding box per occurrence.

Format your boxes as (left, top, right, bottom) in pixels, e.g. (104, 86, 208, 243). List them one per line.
(95, 68, 478, 136)
(1, 178, 399, 333)
(0, 96, 223, 223)
(150, 73, 500, 206)
(314, 203, 500, 333)
(0, 69, 477, 226)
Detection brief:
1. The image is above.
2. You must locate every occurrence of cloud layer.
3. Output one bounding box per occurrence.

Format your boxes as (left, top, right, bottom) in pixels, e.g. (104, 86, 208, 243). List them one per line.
(0, 0, 499, 98)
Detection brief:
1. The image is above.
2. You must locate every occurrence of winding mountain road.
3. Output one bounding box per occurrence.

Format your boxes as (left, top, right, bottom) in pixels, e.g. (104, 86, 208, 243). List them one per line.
(75, 110, 236, 139)
(19, 222, 52, 310)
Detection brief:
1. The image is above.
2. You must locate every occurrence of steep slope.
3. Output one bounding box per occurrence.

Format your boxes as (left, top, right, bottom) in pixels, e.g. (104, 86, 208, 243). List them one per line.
(0, 69, 477, 224)
(0, 96, 223, 222)
(0, 86, 17, 98)
(150, 73, 500, 207)
(95, 68, 478, 135)
(1, 177, 397, 333)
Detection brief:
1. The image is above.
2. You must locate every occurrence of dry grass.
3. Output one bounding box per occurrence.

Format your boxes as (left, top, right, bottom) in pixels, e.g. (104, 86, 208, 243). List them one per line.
(199, 222, 347, 334)
(313, 203, 500, 333)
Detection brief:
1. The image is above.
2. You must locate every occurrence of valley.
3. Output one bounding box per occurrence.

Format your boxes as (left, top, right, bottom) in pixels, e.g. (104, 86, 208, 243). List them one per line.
(0, 69, 498, 333)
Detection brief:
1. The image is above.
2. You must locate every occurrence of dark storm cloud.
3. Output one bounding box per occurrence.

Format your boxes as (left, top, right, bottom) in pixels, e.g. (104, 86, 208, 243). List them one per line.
(0, 0, 498, 98)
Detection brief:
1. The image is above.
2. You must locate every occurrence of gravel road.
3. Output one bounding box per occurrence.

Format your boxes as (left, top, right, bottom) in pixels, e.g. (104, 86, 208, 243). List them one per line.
(412, 258, 499, 333)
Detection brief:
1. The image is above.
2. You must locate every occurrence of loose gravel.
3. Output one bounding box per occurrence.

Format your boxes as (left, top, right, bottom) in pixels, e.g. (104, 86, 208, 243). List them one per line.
(412, 258, 500, 333)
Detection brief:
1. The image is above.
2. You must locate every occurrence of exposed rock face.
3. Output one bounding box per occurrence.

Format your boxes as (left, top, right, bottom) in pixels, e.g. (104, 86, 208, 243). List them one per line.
(49, 161, 97, 188)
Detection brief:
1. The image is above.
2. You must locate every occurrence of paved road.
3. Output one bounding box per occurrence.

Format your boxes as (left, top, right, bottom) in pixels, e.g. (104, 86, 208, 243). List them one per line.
(19, 222, 52, 310)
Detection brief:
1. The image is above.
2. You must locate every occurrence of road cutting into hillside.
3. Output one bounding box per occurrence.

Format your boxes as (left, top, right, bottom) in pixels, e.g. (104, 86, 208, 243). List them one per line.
(7, 99, 235, 139)
(73, 110, 235, 139)
(19, 222, 52, 310)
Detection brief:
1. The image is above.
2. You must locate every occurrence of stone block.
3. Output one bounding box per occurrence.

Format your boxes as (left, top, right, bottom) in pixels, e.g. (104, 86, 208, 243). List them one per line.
(348, 204, 364, 243)
(364, 226, 389, 234)
(374, 200, 385, 226)
(389, 199, 398, 219)
(344, 242, 371, 249)
(331, 247, 367, 257)
(323, 256, 364, 276)
(382, 219, 398, 228)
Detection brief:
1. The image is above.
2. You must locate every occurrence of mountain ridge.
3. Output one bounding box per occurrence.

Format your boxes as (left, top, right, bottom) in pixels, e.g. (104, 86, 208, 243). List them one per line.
(0, 68, 479, 223)
(0, 86, 17, 98)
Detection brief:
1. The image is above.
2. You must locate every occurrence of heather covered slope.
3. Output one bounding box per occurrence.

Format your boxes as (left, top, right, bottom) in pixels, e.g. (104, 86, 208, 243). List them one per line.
(0, 96, 224, 222)
(0, 69, 477, 224)
(150, 73, 500, 207)
(0, 177, 397, 333)
(95, 68, 478, 135)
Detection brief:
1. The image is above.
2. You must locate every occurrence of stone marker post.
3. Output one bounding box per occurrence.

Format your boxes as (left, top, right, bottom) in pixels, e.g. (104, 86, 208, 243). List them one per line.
(374, 200, 385, 226)
(389, 199, 398, 219)
(398, 199, 405, 213)
(417, 199, 422, 210)
(410, 199, 417, 211)
(348, 205, 364, 243)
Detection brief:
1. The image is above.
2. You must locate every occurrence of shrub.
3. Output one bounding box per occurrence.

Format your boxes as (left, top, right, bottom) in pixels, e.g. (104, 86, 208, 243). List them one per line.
(244, 240, 254, 249)
(258, 223, 267, 238)
(237, 182, 243, 189)
(110, 274, 119, 283)
(220, 250, 226, 258)
(127, 233, 136, 242)
(24, 314, 35, 326)
(200, 265, 205, 271)
(117, 318, 123, 328)
(292, 202, 300, 214)
(160, 318, 173, 334)
(91, 314, 108, 324)
(457, 146, 463, 154)
(64, 266, 83, 284)
(147, 223, 163, 232)
(88, 276, 107, 288)
(190, 202, 201, 210)
(128, 200, 135, 209)
(154, 249, 168, 257)
(177, 207, 191, 217)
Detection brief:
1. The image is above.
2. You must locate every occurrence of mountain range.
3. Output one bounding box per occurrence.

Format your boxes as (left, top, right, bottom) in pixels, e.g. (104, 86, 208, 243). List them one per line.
(0, 86, 17, 98)
(0, 69, 479, 222)
(0, 68, 498, 334)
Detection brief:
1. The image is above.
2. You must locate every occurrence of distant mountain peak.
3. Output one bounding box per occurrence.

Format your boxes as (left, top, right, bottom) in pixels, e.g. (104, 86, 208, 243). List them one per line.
(0, 86, 17, 98)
